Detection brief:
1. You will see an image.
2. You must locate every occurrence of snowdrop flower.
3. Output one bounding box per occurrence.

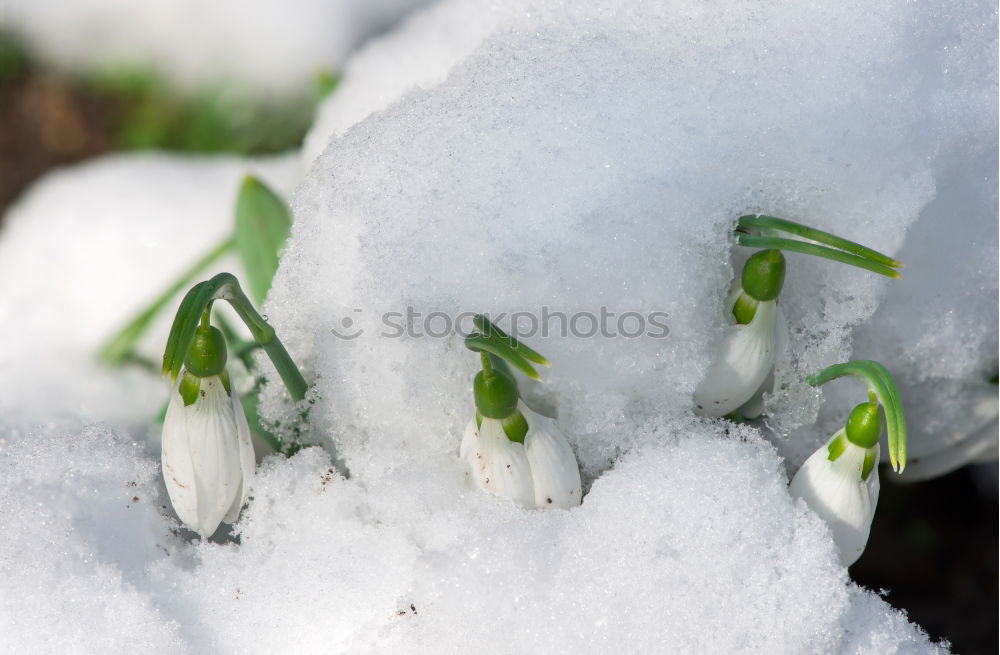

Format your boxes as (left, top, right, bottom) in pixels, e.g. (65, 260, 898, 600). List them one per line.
(460, 316, 582, 508)
(791, 360, 907, 566)
(789, 401, 881, 566)
(161, 325, 254, 537)
(694, 249, 787, 418)
(461, 403, 582, 508)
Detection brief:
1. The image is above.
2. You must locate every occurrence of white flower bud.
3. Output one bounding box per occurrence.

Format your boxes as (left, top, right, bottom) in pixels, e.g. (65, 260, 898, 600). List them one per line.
(460, 404, 582, 509)
(161, 373, 255, 537)
(694, 294, 787, 418)
(789, 430, 879, 566)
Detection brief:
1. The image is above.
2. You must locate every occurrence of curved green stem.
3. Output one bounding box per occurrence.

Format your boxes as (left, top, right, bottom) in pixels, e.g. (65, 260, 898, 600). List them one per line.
(162, 272, 308, 404)
(100, 236, 234, 365)
(807, 360, 907, 473)
(214, 313, 261, 371)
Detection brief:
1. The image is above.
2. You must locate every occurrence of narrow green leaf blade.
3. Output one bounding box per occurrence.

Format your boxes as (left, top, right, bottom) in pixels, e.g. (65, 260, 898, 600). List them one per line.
(99, 237, 233, 366)
(738, 215, 901, 268)
(465, 332, 541, 380)
(736, 234, 901, 278)
(234, 176, 292, 305)
(472, 314, 550, 365)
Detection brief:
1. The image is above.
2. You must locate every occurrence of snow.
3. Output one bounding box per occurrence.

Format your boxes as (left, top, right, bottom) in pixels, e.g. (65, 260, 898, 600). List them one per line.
(303, 0, 513, 163)
(277, 0, 996, 478)
(1, 0, 430, 96)
(1, 0, 996, 652)
(0, 419, 948, 654)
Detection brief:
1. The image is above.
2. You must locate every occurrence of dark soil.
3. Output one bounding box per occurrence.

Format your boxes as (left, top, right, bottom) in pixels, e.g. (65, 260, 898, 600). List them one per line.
(853, 466, 998, 653)
(0, 65, 123, 212)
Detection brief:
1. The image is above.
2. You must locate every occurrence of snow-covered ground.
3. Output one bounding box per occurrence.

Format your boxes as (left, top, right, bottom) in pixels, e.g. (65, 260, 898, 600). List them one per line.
(0, 1, 995, 652)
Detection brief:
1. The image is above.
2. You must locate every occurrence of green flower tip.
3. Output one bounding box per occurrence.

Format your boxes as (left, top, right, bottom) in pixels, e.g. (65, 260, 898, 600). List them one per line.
(845, 401, 881, 449)
(474, 367, 519, 419)
(184, 325, 228, 378)
(741, 249, 786, 301)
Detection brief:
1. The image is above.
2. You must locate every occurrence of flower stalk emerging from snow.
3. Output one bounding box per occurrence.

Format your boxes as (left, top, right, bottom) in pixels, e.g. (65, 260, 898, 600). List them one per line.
(694, 216, 904, 419)
(460, 315, 582, 508)
(789, 360, 907, 566)
(161, 272, 309, 535)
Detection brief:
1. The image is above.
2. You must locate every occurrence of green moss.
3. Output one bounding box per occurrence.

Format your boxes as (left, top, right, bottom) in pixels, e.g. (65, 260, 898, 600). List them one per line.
(87, 66, 326, 154)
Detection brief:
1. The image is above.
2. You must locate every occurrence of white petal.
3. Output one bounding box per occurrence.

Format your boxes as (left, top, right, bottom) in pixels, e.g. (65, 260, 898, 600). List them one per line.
(187, 376, 244, 537)
(789, 431, 879, 566)
(223, 388, 256, 524)
(694, 299, 784, 417)
(161, 387, 199, 531)
(522, 407, 582, 509)
(737, 306, 788, 419)
(459, 418, 477, 461)
(460, 417, 535, 507)
(160, 374, 246, 537)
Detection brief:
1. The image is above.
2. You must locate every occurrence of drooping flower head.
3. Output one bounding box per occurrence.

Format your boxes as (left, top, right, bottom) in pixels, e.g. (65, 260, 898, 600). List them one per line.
(695, 215, 904, 419)
(159, 273, 310, 537)
(162, 323, 254, 538)
(694, 249, 787, 418)
(460, 315, 582, 509)
(789, 360, 906, 566)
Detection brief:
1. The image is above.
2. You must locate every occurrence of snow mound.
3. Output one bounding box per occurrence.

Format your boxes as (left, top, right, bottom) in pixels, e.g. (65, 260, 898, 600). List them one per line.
(275, 0, 996, 482)
(0, 419, 946, 653)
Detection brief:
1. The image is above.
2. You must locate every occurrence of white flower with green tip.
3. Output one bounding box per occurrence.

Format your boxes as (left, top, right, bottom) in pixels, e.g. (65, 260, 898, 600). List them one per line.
(790, 425, 880, 567)
(161, 325, 254, 537)
(461, 403, 582, 509)
(460, 315, 582, 509)
(790, 361, 906, 566)
(694, 249, 787, 418)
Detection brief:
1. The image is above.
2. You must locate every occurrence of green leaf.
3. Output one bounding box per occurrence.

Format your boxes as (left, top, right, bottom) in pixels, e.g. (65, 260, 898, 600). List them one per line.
(234, 176, 292, 305)
(472, 314, 550, 366)
(738, 215, 902, 268)
(736, 234, 902, 279)
(313, 70, 341, 102)
(465, 332, 541, 380)
(99, 237, 233, 366)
